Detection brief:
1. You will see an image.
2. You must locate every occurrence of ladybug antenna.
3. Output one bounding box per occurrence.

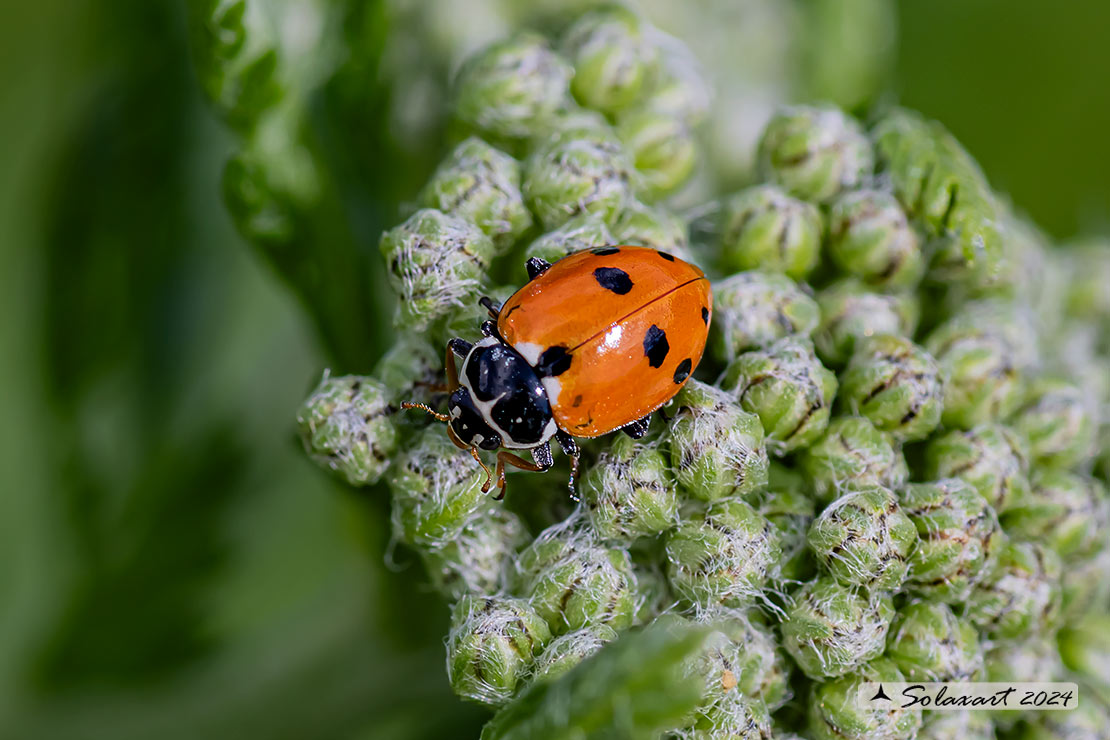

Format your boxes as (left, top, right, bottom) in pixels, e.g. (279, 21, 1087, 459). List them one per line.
(400, 401, 451, 423)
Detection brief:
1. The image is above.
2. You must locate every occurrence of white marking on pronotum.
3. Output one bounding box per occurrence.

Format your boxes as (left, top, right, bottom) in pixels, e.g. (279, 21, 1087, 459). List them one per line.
(459, 336, 556, 449)
(541, 376, 562, 406)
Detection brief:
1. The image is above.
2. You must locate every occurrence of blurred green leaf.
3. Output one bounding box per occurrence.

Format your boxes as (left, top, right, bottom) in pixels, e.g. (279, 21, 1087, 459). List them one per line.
(28, 0, 241, 689)
(481, 622, 710, 740)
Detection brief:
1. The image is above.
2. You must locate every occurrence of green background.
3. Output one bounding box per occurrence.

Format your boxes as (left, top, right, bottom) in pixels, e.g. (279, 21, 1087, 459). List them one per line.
(0, 1, 1106, 737)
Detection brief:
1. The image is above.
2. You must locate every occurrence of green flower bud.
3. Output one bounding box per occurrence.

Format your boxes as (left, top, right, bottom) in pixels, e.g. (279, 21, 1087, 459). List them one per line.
(807, 658, 922, 740)
(799, 416, 907, 504)
(718, 185, 823, 280)
(780, 576, 894, 680)
(446, 595, 551, 705)
(1058, 614, 1110, 690)
(886, 601, 984, 682)
(372, 335, 441, 406)
(431, 284, 516, 350)
(984, 637, 1063, 730)
(924, 301, 1029, 429)
(533, 108, 617, 145)
(523, 129, 635, 229)
(581, 434, 680, 540)
(1047, 324, 1110, 416)
(837, 334, 944, 442)
(827, 189, 924, 289)
(645, 49, 711, 127)
(665, 497, 782, 608)
(916, 711, 994, 740)
(1061, 547, 1110, 622)
(1061, 238, 1110, 323)
(758, 105, 874, 204)
(723, 337, 838, 455)
(814, 279, 919, 367)
(986, 636, 1062, 684)
(421, 505, 529, 601)
(872, 109, 1004, 289)
(530, 624, 618, 684)
(388, 426, 487, 548)
(610, 200, 693, 262)
(900, 479, 1003, 603)
(1003, 468, 1109, 562)
(297, 373, 397, 486)
(1007, 216, 1066, 323)
(379, 208, 494, 330)
(454, 33, 572, 140)
(631, 553, 672, 624)
(689, 607, 792, 712)
(1021, 697, 1110, 740)
(755, 483, 817, 582)
(710, 271, 820, 362)
(678, 692, 774, 740)
(923, 424, 1031, 514)
(669, 380, 770, 502)
(617, 107, 697, 199)
(419, 137, 532, 250)
(963, 540, 1061, 641)
(524, 211, 615, 263)
(514, 518, 638, 634)
(562, 6, 656, 114)
(767, 460, 808, 496)
(1009, 377, 1097, 469)
(808, 486, 917, 591)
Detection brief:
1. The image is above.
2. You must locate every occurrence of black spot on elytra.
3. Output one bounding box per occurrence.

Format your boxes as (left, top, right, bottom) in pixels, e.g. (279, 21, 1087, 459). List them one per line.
(643, 324, 670, 368)
(673, 358, 692, 384)
(592, 247, 620, 256)
(594, 266, 633, 295)
(657, 251, 676, 261)
(701, 306, 709, 325)
(572, 394, 583, 407)
(536, 345, 572, 377)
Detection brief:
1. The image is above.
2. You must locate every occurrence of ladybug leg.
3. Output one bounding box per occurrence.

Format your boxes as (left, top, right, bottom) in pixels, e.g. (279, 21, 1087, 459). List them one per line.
(525, 257, 551, 281)
(567, 456, 580, 501)
(447, 424, 494, 493)
(621, 415, 652, 439)
(445, 338, 471, 391)
(479, 296, 501, 320)
(555, 430, 579, 457)
(554, 431, 581, 499)
(530, 442, 554, 471)
(493, 450, 547, 498)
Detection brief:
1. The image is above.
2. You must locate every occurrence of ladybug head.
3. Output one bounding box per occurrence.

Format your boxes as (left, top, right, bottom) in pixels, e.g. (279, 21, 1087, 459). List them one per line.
(448, 387, 503, 451)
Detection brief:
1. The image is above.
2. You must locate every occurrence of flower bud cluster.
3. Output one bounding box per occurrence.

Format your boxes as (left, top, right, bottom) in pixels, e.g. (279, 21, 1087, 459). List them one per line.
(294, 23, 1110, 735)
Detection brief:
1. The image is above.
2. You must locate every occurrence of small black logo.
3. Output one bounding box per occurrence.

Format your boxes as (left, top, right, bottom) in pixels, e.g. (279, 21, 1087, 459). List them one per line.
(871, 684, 891, 702)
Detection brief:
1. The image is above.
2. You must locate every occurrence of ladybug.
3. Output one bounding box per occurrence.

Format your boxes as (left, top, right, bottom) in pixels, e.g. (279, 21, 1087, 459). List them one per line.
(404, 246, 712, 494)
